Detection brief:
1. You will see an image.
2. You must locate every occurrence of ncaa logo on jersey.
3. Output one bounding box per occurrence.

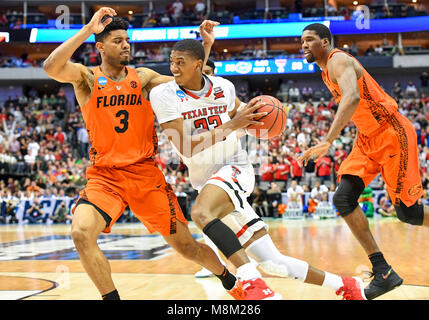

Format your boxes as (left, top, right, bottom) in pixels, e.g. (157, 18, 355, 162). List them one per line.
(98, 76, 108, 86)
(176, 89, 188, 102)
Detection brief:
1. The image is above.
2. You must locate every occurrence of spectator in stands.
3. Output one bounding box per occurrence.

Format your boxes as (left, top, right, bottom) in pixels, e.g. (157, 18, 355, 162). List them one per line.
(420, 71, 428, 94)
(194, 0, 206, 21)
(333, 143, 347, 182)
(143, 10, 159, 28)
(76, 123, 89, 159)
(288, 84, 300, 102)
(273, 157, 290, 184)
(237, 87, 248, 101)
(307, 179, 328, 216)
(24, 198, 45, 224)
(51, 201, 72, 223)
(304, 99, 315, 122)
(182, 6, 195, 24)
(315, 155, 333, 185)
(374, 44, 383, 55)
(301, 86, 313, 101)
(405, 81, 419, 98)
(250, 186, 268, 217)
(365, 45, 375, 56)
(24, 137, 39, 172)
(393, 81, 403, 99)
(4, 200, 18, 224)
(171, 0, 184, 25)
(0, 12, 8, 27)
(287, 180, 304, 202)
(159, 12, 172, 26)
(377, 189, 396, 218)
(285, 192, 303, 217)
(310, 179, 329, 202)
(266, 182, 282, 217)
(260, 156, 275, 183)
(175, 170, 187, 185)
(88, 46, 99, 66)
(290, 152, 304, 183)
(54, 125, 67, 144)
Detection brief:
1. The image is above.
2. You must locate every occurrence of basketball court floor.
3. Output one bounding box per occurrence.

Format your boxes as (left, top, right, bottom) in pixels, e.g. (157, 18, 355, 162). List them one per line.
(0, 217, 428, 300)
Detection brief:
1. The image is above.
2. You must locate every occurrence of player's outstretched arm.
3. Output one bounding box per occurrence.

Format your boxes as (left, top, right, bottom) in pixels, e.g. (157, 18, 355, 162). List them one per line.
(154, 97, 266, 158)
(298, 53, 360, 166)
(43, 7, 116, 84)
(199, 20, 219, 66)
(323, 53, 360, 144)
(139, 20, 219, 91)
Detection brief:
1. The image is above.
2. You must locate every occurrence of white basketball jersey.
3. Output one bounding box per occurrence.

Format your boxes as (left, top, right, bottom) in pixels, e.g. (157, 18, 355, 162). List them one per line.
(150, 74, 249, 190)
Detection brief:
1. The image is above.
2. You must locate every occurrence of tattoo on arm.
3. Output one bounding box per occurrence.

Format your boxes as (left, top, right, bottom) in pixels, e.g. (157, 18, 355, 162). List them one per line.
(77, 67, 94, 90)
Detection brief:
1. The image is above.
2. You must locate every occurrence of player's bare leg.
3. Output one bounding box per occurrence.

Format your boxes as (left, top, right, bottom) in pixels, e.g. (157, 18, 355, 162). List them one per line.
(71, 204, 118, 299)
(163, 220, 243, 299)
(243, 228, 365, 300)
(342, 205, 380, 255)
(191, 184, 255, 270)
(163, 220, 226, 276)
(423, 206, 429, 226)
(191, 184, 280, 300)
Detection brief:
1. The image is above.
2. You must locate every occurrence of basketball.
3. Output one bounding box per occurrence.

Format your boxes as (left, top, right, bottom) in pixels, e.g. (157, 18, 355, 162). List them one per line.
(246, 95, 286, 140)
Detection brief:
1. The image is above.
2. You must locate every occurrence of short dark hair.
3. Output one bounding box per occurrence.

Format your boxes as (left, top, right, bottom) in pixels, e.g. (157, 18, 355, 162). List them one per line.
(172, 39, 205, 62)
(303, 23, 332, 44)
(206, 59, 215, 71)
(94, 16, 129, 43)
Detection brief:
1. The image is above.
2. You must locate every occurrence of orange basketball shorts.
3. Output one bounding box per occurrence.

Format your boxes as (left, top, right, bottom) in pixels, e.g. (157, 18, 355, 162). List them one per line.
(338, 112, 423, 207)
(72, 159, 188, 235)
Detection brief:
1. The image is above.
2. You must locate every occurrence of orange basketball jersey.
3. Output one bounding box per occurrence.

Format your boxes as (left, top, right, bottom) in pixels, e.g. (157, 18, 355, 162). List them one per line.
(322, 49, 398, 137)
(81, 66, 158, 167)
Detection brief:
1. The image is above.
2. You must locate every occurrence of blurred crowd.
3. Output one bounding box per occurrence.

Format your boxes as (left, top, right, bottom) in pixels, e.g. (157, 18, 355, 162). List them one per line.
(1, 1, 427, 30)
(1, 73, 429, 223)
(2, 40, 422, 70)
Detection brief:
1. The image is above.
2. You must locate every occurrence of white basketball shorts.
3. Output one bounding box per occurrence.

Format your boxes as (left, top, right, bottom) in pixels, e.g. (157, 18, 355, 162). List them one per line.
(204, 162, 268, 246)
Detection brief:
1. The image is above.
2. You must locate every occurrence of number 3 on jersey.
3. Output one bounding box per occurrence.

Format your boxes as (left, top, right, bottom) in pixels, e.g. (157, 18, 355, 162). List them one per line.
(115, 110, 129, 133)
(194, 115, 223, 130)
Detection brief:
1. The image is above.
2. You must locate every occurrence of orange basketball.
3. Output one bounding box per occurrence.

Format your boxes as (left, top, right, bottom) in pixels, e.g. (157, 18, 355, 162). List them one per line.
(246, 95, 286, 140)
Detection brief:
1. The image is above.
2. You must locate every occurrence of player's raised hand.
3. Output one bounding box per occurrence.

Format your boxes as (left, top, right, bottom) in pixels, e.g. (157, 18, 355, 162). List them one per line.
(199, 20, 220, 46)
(298, 141, 331, 166)
(87, 7, 117, 34)
(230, 97, 267, 130)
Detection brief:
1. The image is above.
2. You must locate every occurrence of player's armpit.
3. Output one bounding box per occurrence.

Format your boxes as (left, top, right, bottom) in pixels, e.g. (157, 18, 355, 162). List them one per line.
(321, 54, 360, 145)
(160, 117, 187, 156)
(328, 54, 360, 103)
(136, 67, 173, 91)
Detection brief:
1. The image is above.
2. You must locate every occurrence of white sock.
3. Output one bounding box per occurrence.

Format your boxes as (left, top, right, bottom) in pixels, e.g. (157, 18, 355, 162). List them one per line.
(236, 262, 262, 281)
(322, 272, 344, 292)
(245, 234, 309, 280)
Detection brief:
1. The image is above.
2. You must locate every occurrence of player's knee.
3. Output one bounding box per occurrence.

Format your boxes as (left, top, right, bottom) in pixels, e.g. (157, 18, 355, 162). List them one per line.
(332, 191, 359, 217)
(71, 223, 98, 251)
(71, 227, 90, 251)
(394, 201, 424, 226)
(190, 206, 211, 229)
(333, 175, 365, 217)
